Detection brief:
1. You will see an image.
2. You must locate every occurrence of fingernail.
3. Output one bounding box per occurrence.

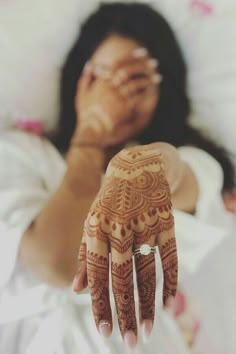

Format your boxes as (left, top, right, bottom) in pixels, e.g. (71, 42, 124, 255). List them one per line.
(123, 331, 137, 349)
(73, 273, 86, 293)
(142, 320, 153, 343)
(152, 74, 163, 83)
(147, 59, 159, 68)
(99, 320, 112, 338)
(133, 47, 148, 58)
(72, 274, 79, 291)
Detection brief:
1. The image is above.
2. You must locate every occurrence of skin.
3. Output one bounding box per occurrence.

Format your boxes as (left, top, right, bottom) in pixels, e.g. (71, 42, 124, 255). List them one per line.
(76, 146, 177, 347)
(73, 35, 160, 147)
(73, 35, 198, 348)
(19, 34, 198, 350)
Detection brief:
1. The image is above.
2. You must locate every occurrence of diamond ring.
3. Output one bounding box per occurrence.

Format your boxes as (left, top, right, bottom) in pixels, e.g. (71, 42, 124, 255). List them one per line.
(133, 244, 156, 256)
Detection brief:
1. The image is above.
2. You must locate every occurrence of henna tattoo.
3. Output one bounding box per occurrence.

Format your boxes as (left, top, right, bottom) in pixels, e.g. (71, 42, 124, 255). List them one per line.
(135, 253, 156, 322)
(78, 241, 86, 263)
(159, 237, 178, 304)
(73, 240, 88, 291)
(87, 251, 112, 330)
(85, 147, 174, 254)
(111, 259, 137, 337)
(80, 145, 178, 340)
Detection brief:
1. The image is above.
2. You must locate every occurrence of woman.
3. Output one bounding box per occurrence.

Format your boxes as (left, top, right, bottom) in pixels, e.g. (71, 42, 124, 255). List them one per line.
(0, 3, 235, 354)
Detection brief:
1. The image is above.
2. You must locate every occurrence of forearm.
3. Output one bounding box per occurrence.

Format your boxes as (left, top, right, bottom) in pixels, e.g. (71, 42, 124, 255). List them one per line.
(19, 146, 104, 287)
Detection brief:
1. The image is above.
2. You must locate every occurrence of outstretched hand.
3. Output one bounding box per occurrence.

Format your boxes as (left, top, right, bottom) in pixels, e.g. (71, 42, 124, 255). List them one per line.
(73, 145, 178, 349)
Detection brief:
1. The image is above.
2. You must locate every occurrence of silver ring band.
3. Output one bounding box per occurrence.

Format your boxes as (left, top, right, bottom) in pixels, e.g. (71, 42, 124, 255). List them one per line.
(133, 244, 156, 256)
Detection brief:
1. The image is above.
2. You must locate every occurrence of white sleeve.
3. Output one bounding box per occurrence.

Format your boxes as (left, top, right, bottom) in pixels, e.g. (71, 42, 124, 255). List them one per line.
(174, 146, 234, 280)
(0, 130, 65, 286)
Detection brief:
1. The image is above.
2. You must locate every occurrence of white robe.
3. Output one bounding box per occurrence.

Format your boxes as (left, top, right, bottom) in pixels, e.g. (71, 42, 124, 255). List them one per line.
(0, 130, 235, 354)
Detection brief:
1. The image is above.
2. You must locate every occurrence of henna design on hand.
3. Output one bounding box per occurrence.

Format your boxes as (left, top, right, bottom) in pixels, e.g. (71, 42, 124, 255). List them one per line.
(135, 253, 156, 323)
(87, 250, 112, 331)
(76, 145, 178, 343)
(111, 259, 137, 337)
(159, 237, 178, 303)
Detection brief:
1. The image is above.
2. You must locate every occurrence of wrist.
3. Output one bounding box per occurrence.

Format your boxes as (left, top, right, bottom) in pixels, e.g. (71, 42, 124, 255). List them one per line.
(72, 115, 103, 147)
(65, 145, 104, 196)
(73, 107, 114, 147)
(67, 143, 105, 171)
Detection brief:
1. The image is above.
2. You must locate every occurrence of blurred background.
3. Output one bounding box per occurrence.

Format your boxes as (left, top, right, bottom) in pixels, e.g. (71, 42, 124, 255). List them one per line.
(0, 1, 236, 353)
(0, 0, 235, 167)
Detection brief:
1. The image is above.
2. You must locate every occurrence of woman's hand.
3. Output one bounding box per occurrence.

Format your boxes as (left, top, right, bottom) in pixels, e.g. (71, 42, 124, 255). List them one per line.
(73, 65, 146, 147)
(73, 145, 178, 348)
(92, 49, 161, 144)
(73, 48, 161, 147)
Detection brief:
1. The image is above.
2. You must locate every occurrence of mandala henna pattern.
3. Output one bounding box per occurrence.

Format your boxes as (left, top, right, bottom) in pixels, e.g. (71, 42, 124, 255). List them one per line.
(85, 147, 174, 253)
(82, 146, 178, 338)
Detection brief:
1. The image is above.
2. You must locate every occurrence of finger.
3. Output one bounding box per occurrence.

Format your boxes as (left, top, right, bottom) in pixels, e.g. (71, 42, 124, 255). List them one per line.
(134, 233, 156, 341)
(115, 85, 158, 117)
(119, 74, 162, 97)
(111, 232, 137, 349)
(77, 63, 94, 98)
(157, 226, 178, 305)
(93, 55, 154, 82)
(86, 213, 112, 338)
(89, 105, 114, 132)
(92, 64, 112, 80)
(110, 47, 149, 71)
(73, 235, 88, 292)
(112, 59, 159, 87)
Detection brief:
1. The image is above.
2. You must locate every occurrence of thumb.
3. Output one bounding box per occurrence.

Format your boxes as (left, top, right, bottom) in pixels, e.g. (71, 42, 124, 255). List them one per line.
(73, 238, 88, 292)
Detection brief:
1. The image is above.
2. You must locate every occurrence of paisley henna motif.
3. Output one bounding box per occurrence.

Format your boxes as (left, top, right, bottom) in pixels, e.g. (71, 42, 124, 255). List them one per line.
(78, 145, 178, 341)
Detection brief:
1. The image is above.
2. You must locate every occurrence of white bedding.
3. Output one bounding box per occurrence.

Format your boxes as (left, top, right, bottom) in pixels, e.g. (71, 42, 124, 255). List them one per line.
(0, 0, 235, 161)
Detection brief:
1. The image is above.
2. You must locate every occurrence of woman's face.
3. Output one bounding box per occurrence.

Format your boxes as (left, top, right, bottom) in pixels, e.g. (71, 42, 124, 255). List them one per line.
(79, 34, 160, 145)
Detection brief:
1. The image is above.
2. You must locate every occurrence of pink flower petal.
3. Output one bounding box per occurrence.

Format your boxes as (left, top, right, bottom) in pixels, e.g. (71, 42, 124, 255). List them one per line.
(15, 120, 43, 136)
(190, 0, 214, 16)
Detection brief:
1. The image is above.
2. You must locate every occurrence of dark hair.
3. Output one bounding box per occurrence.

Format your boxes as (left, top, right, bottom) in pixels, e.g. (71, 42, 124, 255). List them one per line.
(54, 2, 235, 191)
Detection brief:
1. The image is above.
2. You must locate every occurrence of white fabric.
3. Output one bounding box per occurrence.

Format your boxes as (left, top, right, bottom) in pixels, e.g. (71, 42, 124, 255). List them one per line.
(149, 0, 236, 163)
(0, 0, 235, 164)
(0, 130, 235, 353)
(0, 0, 97, 131)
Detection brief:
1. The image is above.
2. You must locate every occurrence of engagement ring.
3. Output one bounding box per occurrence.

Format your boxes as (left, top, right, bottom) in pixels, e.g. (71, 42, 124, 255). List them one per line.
(133, 244, 156, 256)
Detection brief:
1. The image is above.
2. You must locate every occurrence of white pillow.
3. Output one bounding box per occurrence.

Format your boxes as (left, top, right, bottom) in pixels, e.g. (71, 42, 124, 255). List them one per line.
(150, 0, 236, 163)
(0, 0, 97, 131)
(0, 0, 235, 164)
